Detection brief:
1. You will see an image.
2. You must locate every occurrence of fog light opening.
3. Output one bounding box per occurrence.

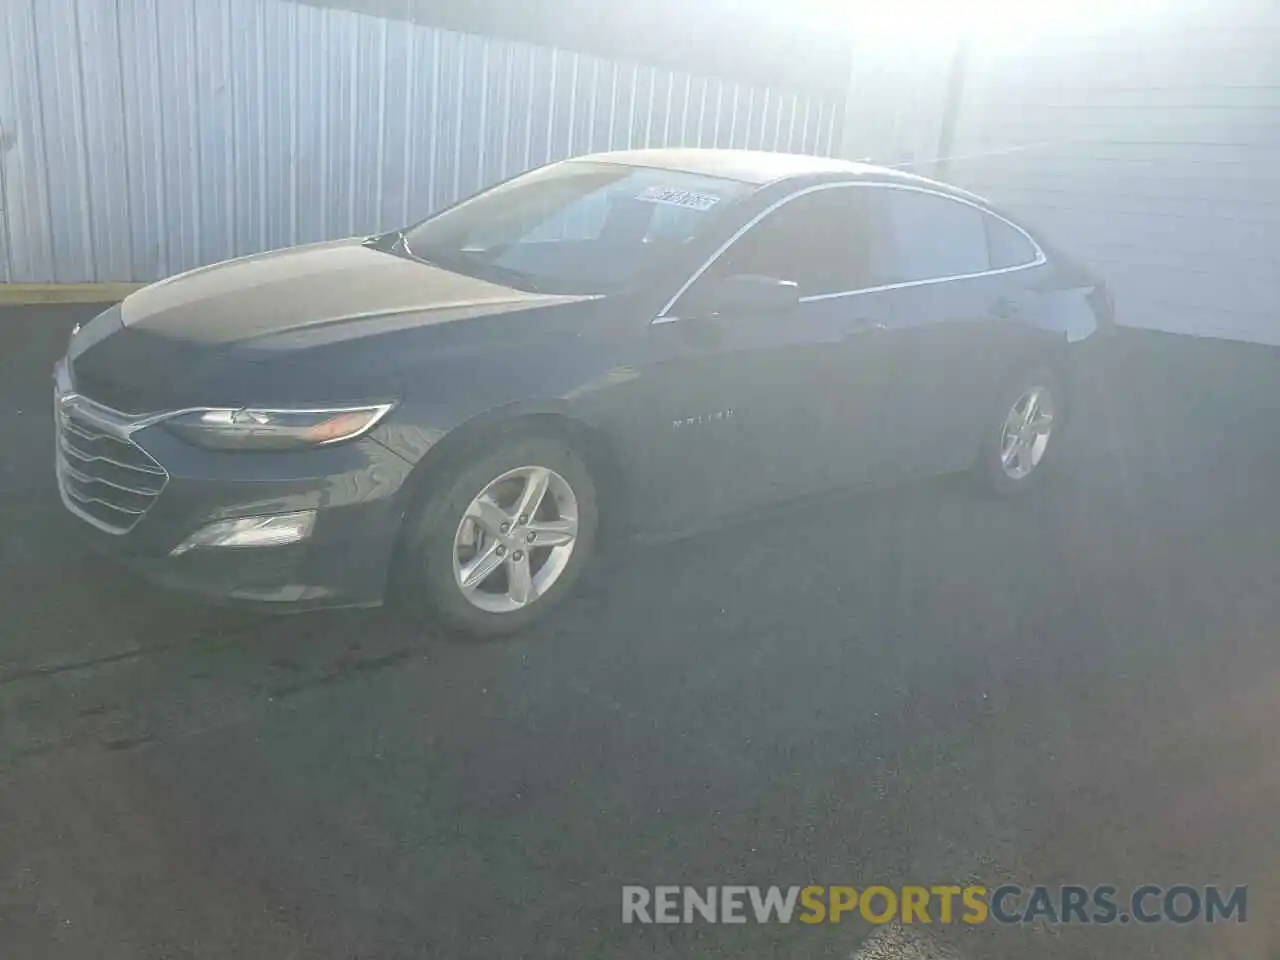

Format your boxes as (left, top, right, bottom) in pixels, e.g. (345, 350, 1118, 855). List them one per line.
(170, 510, 317, 556)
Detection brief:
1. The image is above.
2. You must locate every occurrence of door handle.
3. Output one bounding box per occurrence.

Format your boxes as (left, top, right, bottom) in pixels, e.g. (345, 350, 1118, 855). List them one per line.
(842, 318, 887, 338)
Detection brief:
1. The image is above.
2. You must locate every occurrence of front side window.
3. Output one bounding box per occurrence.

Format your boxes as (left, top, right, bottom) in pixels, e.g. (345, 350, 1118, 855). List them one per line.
(692, 188, 878, 299)
(877, 188, 991, 283)
(402, 162, 752, 295)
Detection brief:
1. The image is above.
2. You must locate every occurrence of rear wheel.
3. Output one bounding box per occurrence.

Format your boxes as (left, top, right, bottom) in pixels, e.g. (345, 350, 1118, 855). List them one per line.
(976, 365, 1063, 495)
(397, 435, 598, 637)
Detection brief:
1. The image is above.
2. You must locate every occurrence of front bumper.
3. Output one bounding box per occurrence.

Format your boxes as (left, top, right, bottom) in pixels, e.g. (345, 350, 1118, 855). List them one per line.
(54, 359, 415, 609)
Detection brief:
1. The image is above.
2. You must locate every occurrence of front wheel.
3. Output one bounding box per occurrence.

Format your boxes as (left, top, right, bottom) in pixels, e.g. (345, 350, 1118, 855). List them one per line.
(976, 365, 1064, 495)
(396, 435, 599, 637)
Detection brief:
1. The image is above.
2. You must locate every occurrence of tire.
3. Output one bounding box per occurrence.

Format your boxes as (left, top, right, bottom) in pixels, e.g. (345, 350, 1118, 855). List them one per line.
(396, 434, 599, 638)
(975, 364, 1064, 496)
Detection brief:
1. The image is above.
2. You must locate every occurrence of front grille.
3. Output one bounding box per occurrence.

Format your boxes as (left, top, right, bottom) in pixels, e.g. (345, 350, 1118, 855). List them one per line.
(55, 401, 168, 534)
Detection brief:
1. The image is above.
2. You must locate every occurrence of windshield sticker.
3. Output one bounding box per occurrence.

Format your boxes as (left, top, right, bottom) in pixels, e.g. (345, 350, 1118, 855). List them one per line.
(634, 186, 722, 211)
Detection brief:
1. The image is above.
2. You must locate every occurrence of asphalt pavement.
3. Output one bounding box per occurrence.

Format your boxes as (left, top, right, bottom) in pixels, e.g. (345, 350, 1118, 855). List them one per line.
(2, 304, 1278, 959)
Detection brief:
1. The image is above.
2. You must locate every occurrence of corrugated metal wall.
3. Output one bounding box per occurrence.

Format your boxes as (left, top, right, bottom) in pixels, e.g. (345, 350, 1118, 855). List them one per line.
(0, 0, 844, 283)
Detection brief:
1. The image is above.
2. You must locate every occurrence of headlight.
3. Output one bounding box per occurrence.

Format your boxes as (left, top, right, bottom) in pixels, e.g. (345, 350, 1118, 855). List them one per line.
(162, 404, 393, 451)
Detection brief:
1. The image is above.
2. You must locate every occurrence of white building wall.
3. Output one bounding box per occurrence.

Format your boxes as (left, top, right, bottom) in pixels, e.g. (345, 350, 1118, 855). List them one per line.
(841, 38, 958, 172)
(942, 1, 1280, 344)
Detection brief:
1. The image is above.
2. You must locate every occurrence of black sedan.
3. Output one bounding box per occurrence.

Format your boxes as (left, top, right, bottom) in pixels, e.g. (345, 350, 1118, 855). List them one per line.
(54, 149, 1112, 636)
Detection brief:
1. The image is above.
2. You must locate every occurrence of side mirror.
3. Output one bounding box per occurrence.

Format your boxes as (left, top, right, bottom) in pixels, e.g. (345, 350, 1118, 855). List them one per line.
(683, 273, 801, 319)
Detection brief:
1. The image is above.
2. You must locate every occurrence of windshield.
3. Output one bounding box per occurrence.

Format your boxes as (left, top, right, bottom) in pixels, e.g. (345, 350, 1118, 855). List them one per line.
(401, 161, 753, 295)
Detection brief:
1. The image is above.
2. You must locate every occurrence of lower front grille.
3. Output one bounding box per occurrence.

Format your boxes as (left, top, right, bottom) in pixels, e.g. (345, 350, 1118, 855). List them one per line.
(56, 402, 168, 534)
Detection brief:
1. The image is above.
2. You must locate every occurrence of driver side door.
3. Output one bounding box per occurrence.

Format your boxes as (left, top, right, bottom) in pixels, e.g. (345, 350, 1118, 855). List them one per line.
(626, 185, 898, 533)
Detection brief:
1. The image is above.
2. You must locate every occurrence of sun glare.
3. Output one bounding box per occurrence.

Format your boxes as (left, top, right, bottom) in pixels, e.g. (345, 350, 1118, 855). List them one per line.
(840, 0, 1171, 47)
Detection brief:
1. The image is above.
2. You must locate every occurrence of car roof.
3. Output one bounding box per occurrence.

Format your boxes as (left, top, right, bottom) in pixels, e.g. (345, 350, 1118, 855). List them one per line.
(579, 148, 987, 203)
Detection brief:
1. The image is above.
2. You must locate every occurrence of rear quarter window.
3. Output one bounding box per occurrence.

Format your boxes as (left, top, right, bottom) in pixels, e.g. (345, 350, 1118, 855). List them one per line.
(984, 214, 1040, 270)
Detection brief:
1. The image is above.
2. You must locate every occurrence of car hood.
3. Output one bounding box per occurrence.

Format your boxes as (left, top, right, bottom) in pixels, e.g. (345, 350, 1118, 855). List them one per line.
(68, 238, 590, 412)
(128, 238, 578, 343)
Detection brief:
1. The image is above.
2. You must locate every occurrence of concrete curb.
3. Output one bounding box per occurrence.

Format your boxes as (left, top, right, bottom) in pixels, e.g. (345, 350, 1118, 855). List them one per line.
(0, 283, 146, 306)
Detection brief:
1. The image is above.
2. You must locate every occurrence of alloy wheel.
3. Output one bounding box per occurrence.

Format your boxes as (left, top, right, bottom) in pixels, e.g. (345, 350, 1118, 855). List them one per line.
(999, 386, 1055, 480)
(451, 465, 580, 613)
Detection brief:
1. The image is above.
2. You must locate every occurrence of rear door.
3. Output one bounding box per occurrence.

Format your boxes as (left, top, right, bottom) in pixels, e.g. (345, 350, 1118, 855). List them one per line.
(867, 186, 1052, 480)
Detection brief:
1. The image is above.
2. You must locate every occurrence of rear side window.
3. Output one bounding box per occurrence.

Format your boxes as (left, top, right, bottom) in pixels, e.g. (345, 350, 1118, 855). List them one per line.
(876, 189, 990, 283)
(984, 214, 1039, 269)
